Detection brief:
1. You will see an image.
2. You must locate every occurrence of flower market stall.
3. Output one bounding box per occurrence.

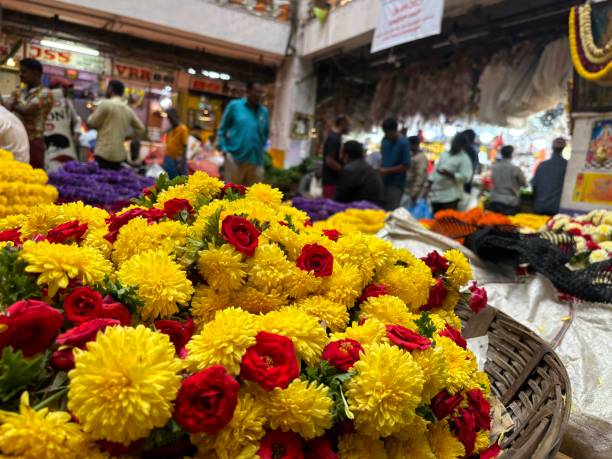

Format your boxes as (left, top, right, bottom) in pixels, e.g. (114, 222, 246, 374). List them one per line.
(0, 150, 57, 218)
(48, 161, 154, 212)
(0, 170, 572, 458)
(381, 208, 612, 459)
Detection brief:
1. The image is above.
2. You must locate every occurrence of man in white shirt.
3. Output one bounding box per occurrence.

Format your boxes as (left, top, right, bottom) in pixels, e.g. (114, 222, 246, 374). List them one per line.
(0, 105, 30, 163)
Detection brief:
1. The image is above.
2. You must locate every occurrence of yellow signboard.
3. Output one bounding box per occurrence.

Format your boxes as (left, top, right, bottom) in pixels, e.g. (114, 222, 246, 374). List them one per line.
(573, 172, 612, 204)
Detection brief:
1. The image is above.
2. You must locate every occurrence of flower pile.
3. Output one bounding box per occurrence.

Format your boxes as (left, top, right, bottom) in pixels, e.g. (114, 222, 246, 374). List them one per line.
(0, 172, 499, 458)
(508, 213, 550, 232)
(0, 150, 57, 218)
(313, 208, 389, 235)
(292, 197, 381, 221)
(544, 210, 612, 267)
(48, 161, 154, 211)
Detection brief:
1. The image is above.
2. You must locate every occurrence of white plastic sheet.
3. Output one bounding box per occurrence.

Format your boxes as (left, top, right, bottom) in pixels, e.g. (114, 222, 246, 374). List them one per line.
(379, 209, 612, 459)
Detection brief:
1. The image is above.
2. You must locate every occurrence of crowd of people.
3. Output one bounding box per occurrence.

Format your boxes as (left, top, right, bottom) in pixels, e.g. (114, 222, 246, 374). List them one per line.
(0, 57, 568, 217)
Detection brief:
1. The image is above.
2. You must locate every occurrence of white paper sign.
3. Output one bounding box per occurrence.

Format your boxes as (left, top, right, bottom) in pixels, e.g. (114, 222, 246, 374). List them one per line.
(371, 0, 445, 54)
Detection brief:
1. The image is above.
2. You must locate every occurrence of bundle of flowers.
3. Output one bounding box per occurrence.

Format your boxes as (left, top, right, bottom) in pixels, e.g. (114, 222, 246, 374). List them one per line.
(0, 149, 57, 218)
(313, 208, 389, 235)
(292, 197, 381, 222)
(508, 213, 550, 232)
(48, 161, 154, 211)
(543, 210, 612, 267)
(0, 172, 499, 459)
(421, 208, 514, 243)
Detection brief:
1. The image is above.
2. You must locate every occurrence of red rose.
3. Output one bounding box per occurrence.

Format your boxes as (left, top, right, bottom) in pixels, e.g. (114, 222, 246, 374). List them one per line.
(222, 183, 247, 196)
(430, 389, 463, 420)
(421, 251, 449, 274)
(0, 300, 64, 357)
(155, 318, 195, 356)
(439, 324, 467, 349)
(322, 339, 363, 372)
(469, 282, 488, 314)
(240, 331, 300, 391)
(587, 240, 600, 251)
(305, 435, 338, 459)
(64, 287, 104, 324)
(56, 318, 120, 348)
(358, 283, 388, 303)
(143, 186, 155, 198)
(0, 228, 22, 246)
(480, 443, 501, 459)
(296, 244, 333, 277)
(258, 430, 304, 459)
(163, 198, 194, 220)
(47, 220, 88, 244)
(420, 278, 447, 311)
(466, 389, 491, 430)
(173, 365, 240, 434)
(101, 296, 132, 326)
(51, 348, 75, 371)
(143, 208, 167, 223)
(105, 209, 146, 243)
(385, 325, 431, 351)
(453, 408, 477, 456)
(221, 215, 260, 257)
(322, 229, 342, 242)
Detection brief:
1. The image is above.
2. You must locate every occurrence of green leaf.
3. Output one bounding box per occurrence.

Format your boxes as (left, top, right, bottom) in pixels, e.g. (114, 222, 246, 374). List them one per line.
(416, 404, 437, 423)
(223, 189, 244, 202)
(415, 312, 436, 340)
(100, 276, 144, 315)
(203, 206, 224, 246)
(0, 347, 47, 402)
(142, 419, 186, 451)
(0, 248, 41, 311)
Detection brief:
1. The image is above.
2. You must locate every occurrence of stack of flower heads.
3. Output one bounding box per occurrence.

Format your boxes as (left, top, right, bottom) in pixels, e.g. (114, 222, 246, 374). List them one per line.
(0, 149, 57, 218)
(292, 197, 382, 222)
(48, 161, 154, 210)
(544, 210, 612, 267)
(0, 172, 499, 459)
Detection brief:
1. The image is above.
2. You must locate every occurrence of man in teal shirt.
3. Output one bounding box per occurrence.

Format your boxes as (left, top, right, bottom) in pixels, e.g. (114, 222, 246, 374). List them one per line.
(218, 82, 270, 186)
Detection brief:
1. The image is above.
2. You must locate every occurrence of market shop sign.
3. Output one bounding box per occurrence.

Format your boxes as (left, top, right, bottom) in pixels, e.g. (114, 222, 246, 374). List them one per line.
(114, 63, 175, 85)
(26, 43, 108, 74)
(371, 0, 444, 53)
(190, 78, 245, 97)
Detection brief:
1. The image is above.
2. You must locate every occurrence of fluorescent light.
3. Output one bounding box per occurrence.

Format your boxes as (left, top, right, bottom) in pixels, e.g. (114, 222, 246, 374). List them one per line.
(220, 73, 231, 80)
(208, 71, 220, 79)
(40, 39, 100, 56)
(188, 68, 196, 75)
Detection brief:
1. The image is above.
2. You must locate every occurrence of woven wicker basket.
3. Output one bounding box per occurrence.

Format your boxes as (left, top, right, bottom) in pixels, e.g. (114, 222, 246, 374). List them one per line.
(457, 304, 571, 459)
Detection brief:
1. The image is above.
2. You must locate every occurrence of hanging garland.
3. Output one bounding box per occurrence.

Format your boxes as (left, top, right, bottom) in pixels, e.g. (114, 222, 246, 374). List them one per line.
(569, 3, 612, 82)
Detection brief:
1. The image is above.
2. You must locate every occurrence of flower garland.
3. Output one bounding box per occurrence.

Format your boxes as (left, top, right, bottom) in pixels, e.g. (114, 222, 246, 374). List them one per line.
(0, 173, 499, 458)
(543, 210, 612, 267)
(569, 4, 612, 82)
(0, 150, 57, 218)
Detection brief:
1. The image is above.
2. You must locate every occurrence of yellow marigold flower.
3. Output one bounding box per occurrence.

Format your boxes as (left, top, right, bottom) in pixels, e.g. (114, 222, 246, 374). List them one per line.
(367, 236, 396, 271)
(198, 244, 247, 292)
(185, 171, 224, 200)
(0, 213, 26, 230)
(260, 306, 328, 367)
(413, 346, 449, 403)
(0, 392, 94, 459)
(426, 421, 465, 459)
(261, 223, 302, 259)
(296, 295, 349, 332)
(156, 184, 197, 206)
(113, 219, 188, 264)
(444, 249, 473, 289)
(68, 325, 183, 445)
(345, 343, 424, 438)
(82, 227, 112, 258)
(20, 240, 111, 297)
(433, 309, 462, 331)
(475, 430, 490, 453)
(190, 200, 226, 237)
(323, 263, 363, 306)
(469, 370, 491, 398)
(376, 262, 433, 311)
(260, 380, 333, 440)
(190, 286, 231, 329)
(279, 204, 311, 229)
(332, 233, 376, 284)
(231, 286, 288, 314)
(245, 183, 283, 207)
(386, 435, 435, 459)
(192, 392, 266, 459)
(117, 250, 194, 320)
(435, 336, 478, 394)
(331, 318, 386, 345)
(360, 295, 418, 329)
(186, 307, 258, 375)
(19, 204, 63, 237)
(55, 202, 109, 232)
(338, 433, 388, 459)
(283, 266, 323, 299)
(246, 243, 292, 291)
(441, 287, 461, 311)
